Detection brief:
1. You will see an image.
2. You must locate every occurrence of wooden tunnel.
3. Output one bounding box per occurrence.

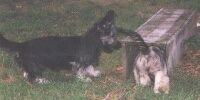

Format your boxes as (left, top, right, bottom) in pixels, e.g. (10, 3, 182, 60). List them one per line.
(121, 8, 198, 80)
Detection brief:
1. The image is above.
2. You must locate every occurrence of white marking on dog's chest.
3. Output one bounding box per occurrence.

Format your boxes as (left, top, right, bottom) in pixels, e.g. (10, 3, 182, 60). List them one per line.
(23, 72, 28, 79)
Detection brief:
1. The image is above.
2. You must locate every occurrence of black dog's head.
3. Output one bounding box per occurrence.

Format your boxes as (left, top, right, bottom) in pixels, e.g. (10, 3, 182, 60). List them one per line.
(96, 10, 121, 53)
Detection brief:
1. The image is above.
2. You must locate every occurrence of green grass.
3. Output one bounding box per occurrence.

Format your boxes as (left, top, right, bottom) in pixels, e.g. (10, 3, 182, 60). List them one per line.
(0, 0, 200, 99)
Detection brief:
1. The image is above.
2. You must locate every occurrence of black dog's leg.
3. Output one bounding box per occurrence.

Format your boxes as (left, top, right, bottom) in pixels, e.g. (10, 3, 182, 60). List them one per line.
(69, 61, 91, 82)
(20, 59, 49, 84)
(76, 67, 92, 82)
(84, 65, 101, 77)
(75, 65, 101, 82)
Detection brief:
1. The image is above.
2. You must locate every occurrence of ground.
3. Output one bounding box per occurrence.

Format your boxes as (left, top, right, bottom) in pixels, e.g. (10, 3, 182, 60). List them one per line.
(0, 0, 200, 100)
(178, 49, 200, 76)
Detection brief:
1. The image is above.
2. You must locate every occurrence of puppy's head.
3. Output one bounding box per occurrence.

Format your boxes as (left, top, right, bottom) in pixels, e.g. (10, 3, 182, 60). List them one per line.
(96, 10, 121, 53)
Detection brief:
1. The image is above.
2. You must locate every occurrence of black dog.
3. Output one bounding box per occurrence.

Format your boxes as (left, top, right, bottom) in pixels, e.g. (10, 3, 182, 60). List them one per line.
(0, 10, 120, 83)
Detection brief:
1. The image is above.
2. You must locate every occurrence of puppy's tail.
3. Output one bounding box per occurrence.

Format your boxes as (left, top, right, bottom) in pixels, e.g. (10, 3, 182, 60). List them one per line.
(116, 27, 149, 54)
(0, 34, 21, 52)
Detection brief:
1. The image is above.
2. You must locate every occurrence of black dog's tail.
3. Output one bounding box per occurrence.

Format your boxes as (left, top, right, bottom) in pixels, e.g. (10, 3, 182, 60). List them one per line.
(116, 27, 150, 54)
(0, 34, 21, 52)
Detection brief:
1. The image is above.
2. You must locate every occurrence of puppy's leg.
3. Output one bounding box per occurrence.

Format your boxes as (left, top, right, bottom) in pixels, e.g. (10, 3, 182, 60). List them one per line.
(85, 65, 101, 77)
(133, 67, 140, 85)
(154, 71, 170, 94)
(139, 71, 151, 86)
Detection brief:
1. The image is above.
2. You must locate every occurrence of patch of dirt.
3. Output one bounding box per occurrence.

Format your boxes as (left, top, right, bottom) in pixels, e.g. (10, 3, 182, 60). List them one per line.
(102, 89, 126, 100)
(85, 65, 135, 100)
(89, 0, 116, 6)
(100, 65, 125, 84)
(100, 66, 135, 100)
(177, 49, 200, 76)
(0, 73, 15, 84)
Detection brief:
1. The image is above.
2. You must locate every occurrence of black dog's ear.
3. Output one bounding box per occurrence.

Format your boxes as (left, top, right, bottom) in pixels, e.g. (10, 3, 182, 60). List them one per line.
(99, 10, 116, 24)
(96, 10, 116, 31)
(106, 10, 116, 18)
(103, 10, 116, 22)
